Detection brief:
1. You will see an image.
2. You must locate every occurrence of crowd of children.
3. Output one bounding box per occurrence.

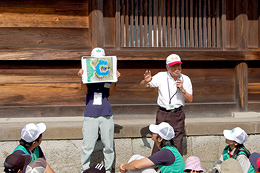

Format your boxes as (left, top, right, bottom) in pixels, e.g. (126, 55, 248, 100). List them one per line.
(3, 122, 260, 173)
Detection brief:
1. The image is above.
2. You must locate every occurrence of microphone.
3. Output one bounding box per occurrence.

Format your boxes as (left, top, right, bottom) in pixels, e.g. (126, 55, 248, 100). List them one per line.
(177, 73, 181, 92)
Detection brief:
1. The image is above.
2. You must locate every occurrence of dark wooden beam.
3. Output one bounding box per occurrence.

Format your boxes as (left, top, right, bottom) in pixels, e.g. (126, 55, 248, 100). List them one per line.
(1, 49, 260, 61)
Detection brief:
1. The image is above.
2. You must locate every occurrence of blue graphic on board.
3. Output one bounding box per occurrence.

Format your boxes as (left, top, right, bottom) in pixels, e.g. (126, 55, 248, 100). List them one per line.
(95, 59, 110, 77)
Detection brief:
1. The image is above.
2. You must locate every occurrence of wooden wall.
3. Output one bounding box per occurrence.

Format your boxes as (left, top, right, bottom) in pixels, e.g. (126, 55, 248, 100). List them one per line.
(0, 0, 259, 118)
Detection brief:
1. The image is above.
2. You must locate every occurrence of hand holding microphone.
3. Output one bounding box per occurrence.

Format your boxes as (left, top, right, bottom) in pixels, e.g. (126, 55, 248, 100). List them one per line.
(177, 73, 181, 92)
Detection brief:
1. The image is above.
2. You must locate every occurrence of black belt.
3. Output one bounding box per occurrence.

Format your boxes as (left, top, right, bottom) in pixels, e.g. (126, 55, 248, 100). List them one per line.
(159, 106, 183, 113)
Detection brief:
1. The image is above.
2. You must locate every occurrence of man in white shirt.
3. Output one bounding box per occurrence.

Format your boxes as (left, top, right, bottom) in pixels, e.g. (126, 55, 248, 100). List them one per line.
(140, 54, 193, 155)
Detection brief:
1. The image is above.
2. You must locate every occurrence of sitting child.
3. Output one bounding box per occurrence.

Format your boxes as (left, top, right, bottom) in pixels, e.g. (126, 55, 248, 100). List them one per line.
(214, 127, 254, 173)
(249, 152, 260, 173)
(4, 153, 31, 173)
(183, 156, 204, 172)
(13, 123, 54, 173)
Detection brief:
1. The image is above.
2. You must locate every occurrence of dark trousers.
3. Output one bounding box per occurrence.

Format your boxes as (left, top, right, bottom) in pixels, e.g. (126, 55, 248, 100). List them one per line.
(152, 107, 185, 155)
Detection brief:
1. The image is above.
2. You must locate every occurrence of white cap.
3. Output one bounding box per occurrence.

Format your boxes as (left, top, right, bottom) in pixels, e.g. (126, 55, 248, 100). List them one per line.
(223, 127, 248, 144)
(91, 47, 105, 57)
(166, 54, 182, 66)
(21, 123, 46, 143)
(149, 122, 175, 140)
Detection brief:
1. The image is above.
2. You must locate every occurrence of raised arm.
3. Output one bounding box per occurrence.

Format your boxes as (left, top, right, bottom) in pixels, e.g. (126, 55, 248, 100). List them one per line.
(140, 70, 152, 88)
(78, 69, 88, 94)
(119, 157, 155, 173)
(109, 70, 121, 95)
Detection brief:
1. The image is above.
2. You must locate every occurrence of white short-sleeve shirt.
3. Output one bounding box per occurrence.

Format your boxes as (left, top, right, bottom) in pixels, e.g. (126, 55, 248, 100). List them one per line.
(149, 71, 193, 109)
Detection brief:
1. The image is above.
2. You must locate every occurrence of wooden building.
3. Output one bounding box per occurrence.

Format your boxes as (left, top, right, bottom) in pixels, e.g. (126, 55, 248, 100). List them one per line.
(0, 0, 259, 118)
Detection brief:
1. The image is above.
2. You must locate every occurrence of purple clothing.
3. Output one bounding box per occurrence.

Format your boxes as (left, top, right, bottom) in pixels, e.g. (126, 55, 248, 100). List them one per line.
(148, 148, 175, 166)
(84, 83, 113, 117)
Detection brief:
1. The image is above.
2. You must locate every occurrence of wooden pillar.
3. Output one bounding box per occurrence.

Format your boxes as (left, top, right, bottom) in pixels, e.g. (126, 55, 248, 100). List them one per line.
(235, 62, 248, 111)
(235, 0, 248, 50)
(89, 0, 104, 48)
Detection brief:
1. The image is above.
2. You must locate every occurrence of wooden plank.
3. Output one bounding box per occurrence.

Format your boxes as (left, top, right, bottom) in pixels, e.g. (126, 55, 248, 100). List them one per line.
(189, 0, 194, 47)
(181, 0, 185, 47)
(171, 0, 176, 47)
(226, 0, 236, 48)
(89, 0, 103, 48)
(162, 0, 167, 46)
(203, 0, 207, 47)
(176, 0, 180, 47)
(125, 0, 129, 47)
(167, 0, 171, 47)
(194, 0, 198, 47)
(0, 49, 251, 60)
(0, 68, 236, 106)
(245, 52, 260, 60)
(0, 0, 88, 8)
(0, 0, 89, 28)
(0, 12, 89, 28)
(184, 103, 237, 117)
(248, 103, 260, 113)
(192, 84, 234, 102)
(158, 0, 162, 47)
(0, 28, 90, 49)
(248, 83, 260, 102)
(220, 0, 225, 48)
(207, 0, 211, 47)
(116, 0, 121, 49)
(149, 0, 153, 47)
(198, 0, 202, 47)
(248, 67, 260, 102)
(130, 0, 134, 47)
(212, 0, 216, 47)
(0, 106, 85, 118)
(185, 0, 189, 47)
(153, 0, 158, 47)
(120, 0, 125, 47)
(248, 68, 260, 83)
(235, 62, 248, 111)
(259, 0, 260, 48)
(235, 0, 247, 50)
(103, 0, 115, 47)
(140, 0, 143, 47)
(0, 83, 83, 106)
(0, 103, 241, 118)
(135, 0, 139, 47)
(144, 0, 148, 46)
(0, 69, 80, 84)
(247, 0, 258, 48)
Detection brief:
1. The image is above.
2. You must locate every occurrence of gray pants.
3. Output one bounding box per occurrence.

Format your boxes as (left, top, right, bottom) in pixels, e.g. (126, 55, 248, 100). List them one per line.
(81, 115, 114, 173)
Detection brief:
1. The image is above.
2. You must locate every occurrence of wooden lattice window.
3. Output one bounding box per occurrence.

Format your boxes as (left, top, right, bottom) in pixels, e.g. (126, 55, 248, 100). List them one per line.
(120, 0, 222, 48)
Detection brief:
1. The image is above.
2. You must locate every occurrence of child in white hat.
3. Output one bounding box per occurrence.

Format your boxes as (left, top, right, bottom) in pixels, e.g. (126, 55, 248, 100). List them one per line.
(12, 123, 54, 173)
(214, 127, 254, 173)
